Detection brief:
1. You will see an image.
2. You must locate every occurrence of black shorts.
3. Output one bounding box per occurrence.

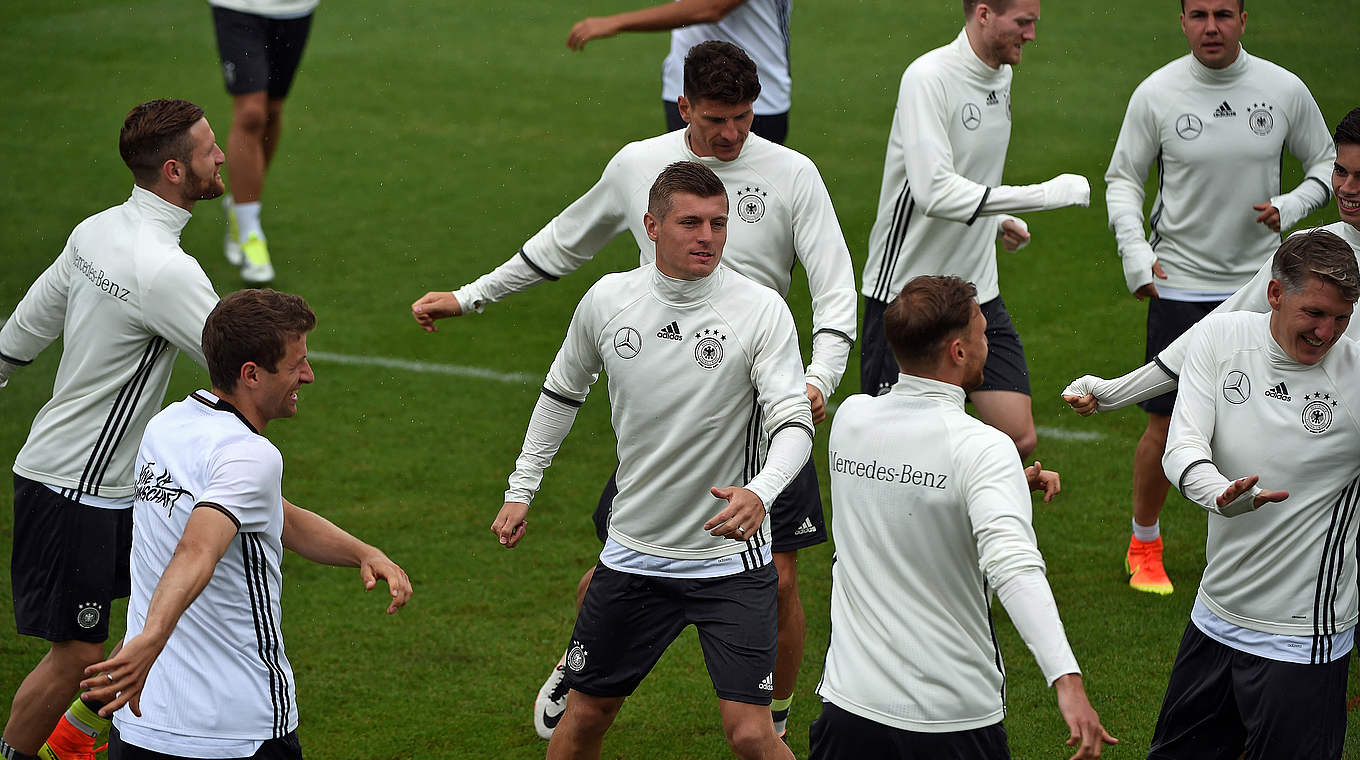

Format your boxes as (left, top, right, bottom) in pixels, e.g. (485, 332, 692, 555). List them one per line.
(563, 563, 778, 704)
(1138, 298, 1221, 416)
(663, 100, 789, 145)
(810, 701, 1009, 760)
(109, 728, 303, 760)
(592, 460, 826, 552)
(212, 6, 314, 99)
(1147, 622, 1348, 760)
(860, 295, 1030, 397)
(11, 475, 131, 643)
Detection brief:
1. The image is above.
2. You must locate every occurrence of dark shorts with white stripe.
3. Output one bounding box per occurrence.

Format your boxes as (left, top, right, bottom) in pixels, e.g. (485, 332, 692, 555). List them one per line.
(1139, 297, 1223, 416)
(211, 6, 314, 99)
(861, 295, 1030, 397)
(1147, 621, 1348, 760)
(10, 474, 131, 643)
(592, 459, 827, 552)
(563, 562, 778, 704)
(110, 728, 303, 760)
(810, 701, 1010, 760)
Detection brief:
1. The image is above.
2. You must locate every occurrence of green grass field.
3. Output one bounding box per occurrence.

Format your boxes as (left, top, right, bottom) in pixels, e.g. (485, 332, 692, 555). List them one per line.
(2, 1, 1358, 757)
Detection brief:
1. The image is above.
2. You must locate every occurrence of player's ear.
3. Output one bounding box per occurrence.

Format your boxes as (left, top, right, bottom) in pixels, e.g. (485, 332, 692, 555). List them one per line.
(239, 361, 261, 388)
(677, 96, 693, 125)
(161, 157, 184, 186)
(1266, 279, 1285, 310)
(644, 211, 661, 243)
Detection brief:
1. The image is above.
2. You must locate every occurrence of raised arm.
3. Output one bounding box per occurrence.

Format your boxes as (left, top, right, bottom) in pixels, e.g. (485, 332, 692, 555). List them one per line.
(567, 0, 748, 50)
(0, 238, 77, 387)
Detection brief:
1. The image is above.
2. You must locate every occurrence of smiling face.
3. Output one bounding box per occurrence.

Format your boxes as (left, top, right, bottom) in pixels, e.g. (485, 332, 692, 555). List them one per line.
(1181, 0, 1245, 69)
(959, 301, 989, 392)
(678, 97, 754, 162)
(1335, 142, 1360, 229)
(255, 332, 314, 423)
(645, 191, 728, 281)
(176, 117, 226, 205)
(1268, 276, 1353, 365)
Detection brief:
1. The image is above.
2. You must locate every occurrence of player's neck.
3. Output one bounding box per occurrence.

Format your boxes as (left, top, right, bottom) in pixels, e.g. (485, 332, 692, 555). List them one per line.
(210, 388, 268, 434)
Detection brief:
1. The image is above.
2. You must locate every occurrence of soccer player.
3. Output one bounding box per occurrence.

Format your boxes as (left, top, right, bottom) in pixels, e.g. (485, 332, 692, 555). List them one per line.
(212, 0, 320, 283)
(412, 40, 855, 739)
(1063, 108, 1360, 420)
(1149, 229, 1360, 759)
(491, 161, 812, 760)
(0, 99, 225, 760)
(859, 0, 1091, 460)
(814, 274, 1115, 760)
(74, 288, 412, 758)
(1102, 0, 1334, 596)
(566, 0, 793, 143)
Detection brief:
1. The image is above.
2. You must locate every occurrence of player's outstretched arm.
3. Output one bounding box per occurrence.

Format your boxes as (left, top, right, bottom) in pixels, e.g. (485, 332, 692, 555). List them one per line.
(492, 502, 529, 548)
(78, 506, 239, 717)
(567, 0, 747, 50)
(1053, 674, 1118, 760)
(281, 498, 412, 614)
(411, 291, 464, 332)
(1061, 361, 1179, 416)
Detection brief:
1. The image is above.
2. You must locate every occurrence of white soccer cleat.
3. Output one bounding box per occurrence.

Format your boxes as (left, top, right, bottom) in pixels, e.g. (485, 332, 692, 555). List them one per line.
(240, 233, 274, 284)
(533, 656, 570, 740)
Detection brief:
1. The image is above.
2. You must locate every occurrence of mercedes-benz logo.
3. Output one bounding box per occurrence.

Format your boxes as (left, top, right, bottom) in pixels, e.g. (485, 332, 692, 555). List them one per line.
(1222, 370, 1250, 404)
(613, 327, 641, 359)
(1176, 113, 1203, 140)
(961, 103, 982, 131)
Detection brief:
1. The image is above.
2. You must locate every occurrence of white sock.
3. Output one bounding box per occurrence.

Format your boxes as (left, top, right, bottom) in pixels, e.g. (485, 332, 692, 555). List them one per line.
(233, 201, 263, 240)
(1132, 519, 1160, 542)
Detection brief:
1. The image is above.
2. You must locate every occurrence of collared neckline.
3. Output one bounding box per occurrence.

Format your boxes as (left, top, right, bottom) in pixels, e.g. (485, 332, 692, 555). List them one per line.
(191, 390, 261, 435)
(953, 27, 1008, 79)
(648, 262, 722, 306)
(891, 372, 967, 409)
(1187, 47, 1250, 86)
(130, 184, 193, 241)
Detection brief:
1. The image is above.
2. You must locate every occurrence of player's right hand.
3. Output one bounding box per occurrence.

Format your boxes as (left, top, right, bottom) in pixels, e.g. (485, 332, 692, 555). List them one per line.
(1054, 674, 1117, 759)
(1133, 260, 1167, 301)
(492, 502, 529, 548)
(411, 291, 463, 332)
(1040, 174, 1091, 209)
(1060, 376, 1104, 417)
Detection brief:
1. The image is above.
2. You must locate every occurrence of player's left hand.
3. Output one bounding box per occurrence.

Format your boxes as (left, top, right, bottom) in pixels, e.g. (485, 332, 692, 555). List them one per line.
(411, 291, 464, 332)
(999, 218, 1031, 252)
(1253, 202, 1282, 232)
(806, 384, 826, 424)
(79, 633, 167, 717)
(1060, 376, 1104, 417)
(566, 17, 619, 50)
(704, 487, 765, 541)
(1053, 674, 1118, 759)
(492, 502, 529, 548)
(359, 552, 412, 614)
(1025, 461, 1061, 502)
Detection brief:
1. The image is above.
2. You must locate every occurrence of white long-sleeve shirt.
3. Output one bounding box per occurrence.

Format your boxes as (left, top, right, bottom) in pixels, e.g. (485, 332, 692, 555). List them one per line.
(1164, 312, 1360, 645)
(454, 129, 857, 398)
(1105, 49, 1334, 295)
(207, 0, 318, 18)
(661, 0, 791, 116)
(1, 186, 219, 502)
(862, 29, 1086, 305)
(817, 375, 1079, 732)
(505, 263, 813, 563)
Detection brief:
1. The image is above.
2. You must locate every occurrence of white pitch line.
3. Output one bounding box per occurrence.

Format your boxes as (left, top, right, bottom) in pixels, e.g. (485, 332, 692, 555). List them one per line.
(1035, 425, 1105, 442)
(308, 350, 538, 385)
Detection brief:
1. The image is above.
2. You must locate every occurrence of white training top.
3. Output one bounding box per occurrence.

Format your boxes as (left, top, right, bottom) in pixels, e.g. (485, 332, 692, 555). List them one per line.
(1105, 49, 1334, 295)
(660, 0, 792, 115)
(1165, 312, 1360, 650)
(505, 264, 813, 563)
(862, 29, 1081, 305)
(207, 0, 318, 19)
(454, 128, 857, 398)
(115, 392, 297, 755)
(817, 375, 1080, 732)
(0, 186, 219, 502)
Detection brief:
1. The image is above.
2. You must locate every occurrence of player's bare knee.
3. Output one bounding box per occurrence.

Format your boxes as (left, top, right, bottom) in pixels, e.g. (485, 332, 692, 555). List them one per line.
(232, 103, 269, 136)
(773, 552, 799, 603)
(567, 694, 622, 734)
(722, 714, 774, 758)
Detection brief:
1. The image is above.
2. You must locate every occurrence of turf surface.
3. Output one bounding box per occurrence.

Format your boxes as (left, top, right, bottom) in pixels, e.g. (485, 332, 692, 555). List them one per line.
(2, 0, 1357, 757)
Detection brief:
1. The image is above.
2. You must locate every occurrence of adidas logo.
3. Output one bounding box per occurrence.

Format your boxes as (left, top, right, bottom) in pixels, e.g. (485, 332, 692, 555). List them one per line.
(793, 517, 816, 536)
(758, 673, 774, 691)
(1264, 381, 1291, 402)
(656, 321, 683, 341)
(1213, 100, 1236, 118)
(985, 90, 999, 106)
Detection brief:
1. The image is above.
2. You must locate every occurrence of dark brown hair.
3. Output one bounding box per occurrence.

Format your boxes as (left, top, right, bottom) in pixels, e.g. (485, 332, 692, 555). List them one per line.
(119, 99, 206, 186)
(648, 161, 728, 222)
(683, 41, 761, 106)
(203, 289, 317, 392)
(884, 276, 979, 369)
(1272, 229, 1360, 303)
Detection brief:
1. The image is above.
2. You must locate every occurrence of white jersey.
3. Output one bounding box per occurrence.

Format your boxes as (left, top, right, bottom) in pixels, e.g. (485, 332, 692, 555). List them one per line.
(506, 264, 813, 562)
(0, 186, 219, 502)
(660, 0, 791, 115)
(817, 375, 1079, 732)
(1105, 50, 1334, 295)
(454, 128, 857, 397)
(862, 29, 1047, 305)
(1165, 312, 1360, 648)
(207, 0, 318, 19)
(115, 391, 297, 754)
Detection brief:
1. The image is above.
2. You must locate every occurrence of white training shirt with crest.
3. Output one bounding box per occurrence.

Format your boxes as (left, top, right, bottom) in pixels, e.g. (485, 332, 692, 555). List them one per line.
(115, 391, 296, 757)
(1165, 312, 1360, 660)
(0, 186, 218, 505)
(453, 128, 857, 399)
(505, 264, 813, 569)
(1105, 49, 1333, 296)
